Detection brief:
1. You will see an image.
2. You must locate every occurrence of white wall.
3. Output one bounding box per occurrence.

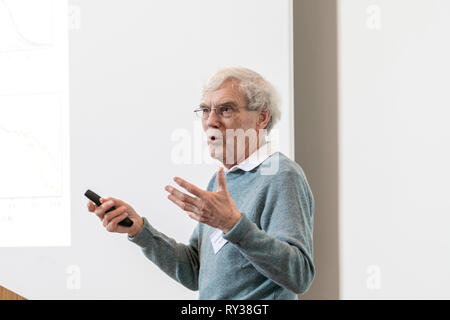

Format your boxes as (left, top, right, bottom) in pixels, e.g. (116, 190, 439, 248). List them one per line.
(339, 0, 450, 299)
(0, 0, 294, 299)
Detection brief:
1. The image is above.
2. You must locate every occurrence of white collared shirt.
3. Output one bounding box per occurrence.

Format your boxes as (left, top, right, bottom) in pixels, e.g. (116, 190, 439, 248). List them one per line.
(222, 142, 277, 173)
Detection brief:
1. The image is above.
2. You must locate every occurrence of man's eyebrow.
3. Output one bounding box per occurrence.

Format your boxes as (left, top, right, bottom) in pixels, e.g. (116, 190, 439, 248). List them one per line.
(199, 100, 238, 108)
(217, 100, 238, 107)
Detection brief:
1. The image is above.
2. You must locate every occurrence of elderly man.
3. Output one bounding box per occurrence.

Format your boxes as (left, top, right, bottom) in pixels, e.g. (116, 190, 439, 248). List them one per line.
(87, 67, 315, 299)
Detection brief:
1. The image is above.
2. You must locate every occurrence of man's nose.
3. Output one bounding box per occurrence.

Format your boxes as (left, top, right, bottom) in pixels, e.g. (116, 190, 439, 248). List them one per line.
(206, 109, 221, 127)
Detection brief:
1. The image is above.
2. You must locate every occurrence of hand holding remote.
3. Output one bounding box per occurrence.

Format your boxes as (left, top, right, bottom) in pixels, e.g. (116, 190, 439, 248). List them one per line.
(86, 191, 144, 237)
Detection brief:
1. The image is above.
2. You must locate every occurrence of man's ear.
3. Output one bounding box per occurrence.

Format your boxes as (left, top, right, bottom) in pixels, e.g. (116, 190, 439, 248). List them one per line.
(257, 110, 271, 130)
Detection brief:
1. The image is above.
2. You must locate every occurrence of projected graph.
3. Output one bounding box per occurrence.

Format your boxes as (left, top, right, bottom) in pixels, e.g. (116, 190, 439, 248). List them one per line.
(0, 93, 62, 198)
(0, 0, 69, 247)
(0, 0, 53, 52)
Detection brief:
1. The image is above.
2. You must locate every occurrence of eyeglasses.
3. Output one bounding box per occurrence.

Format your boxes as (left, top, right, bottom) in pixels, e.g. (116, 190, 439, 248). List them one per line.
(193, 105, 247, 119)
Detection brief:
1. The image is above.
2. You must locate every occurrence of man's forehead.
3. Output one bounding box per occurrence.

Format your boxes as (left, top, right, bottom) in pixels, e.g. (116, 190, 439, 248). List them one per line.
(202, 79, 246, 106)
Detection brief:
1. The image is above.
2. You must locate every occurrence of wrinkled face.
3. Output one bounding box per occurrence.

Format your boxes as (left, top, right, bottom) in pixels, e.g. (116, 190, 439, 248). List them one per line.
(201, 78, 266, 168)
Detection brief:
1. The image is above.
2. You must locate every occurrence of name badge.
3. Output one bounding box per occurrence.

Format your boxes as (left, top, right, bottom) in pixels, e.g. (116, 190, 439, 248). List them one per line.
(210, 228, 228, 254)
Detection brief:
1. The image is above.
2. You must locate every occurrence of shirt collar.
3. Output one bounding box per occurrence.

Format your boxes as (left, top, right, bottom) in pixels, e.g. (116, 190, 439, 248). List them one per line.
(223, 142, 277, 173)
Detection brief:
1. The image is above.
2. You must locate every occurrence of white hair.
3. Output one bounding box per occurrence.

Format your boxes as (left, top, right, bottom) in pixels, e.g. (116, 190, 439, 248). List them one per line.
(202, 67, 281, 133)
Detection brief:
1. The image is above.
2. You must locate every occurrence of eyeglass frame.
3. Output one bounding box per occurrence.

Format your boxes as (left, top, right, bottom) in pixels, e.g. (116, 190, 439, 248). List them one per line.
(193, 103, 249, 119)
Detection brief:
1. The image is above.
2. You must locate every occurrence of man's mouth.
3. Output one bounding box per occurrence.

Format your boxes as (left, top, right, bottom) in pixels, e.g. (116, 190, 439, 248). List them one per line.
(206, 129, 224, 144)
(208, 135, 222, 143)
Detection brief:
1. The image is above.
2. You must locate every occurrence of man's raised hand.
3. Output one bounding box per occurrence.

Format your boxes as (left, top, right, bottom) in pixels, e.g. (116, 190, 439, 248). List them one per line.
(165, 168, 242, 233)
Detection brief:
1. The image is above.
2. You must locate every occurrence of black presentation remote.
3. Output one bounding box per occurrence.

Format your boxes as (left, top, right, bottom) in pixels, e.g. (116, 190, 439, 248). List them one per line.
(84, 189, 134, 227)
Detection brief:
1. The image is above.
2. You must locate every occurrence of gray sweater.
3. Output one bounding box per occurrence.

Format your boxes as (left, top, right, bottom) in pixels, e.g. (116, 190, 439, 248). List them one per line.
(128, 152, 315, 299)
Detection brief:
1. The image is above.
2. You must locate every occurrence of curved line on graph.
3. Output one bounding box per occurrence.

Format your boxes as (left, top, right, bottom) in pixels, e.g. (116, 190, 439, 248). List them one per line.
(0, 123, 61, 194)
(0, 0, 52, 48)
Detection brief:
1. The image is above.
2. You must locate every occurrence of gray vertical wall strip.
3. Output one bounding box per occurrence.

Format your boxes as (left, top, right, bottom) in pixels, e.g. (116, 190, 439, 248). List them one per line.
(293, 0, 340, 299)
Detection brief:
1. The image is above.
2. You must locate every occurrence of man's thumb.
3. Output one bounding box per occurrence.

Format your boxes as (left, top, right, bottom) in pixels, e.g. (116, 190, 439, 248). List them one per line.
(217, 167, 227, 191)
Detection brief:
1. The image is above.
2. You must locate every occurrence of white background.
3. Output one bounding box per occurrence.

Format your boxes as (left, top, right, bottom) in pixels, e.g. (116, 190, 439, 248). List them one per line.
(0, 0, 294, 299)
(339, 0, 450, 299)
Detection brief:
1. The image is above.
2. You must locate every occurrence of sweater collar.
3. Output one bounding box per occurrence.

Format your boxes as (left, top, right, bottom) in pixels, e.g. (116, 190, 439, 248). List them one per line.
(223, 142, 277, 173)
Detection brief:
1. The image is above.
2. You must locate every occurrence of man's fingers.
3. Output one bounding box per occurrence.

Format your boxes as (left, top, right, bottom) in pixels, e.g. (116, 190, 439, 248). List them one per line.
(167, 194, 199, 214)
(95, 199, 116, 220)
(165, 185, 201, 206)
(173, 177, 206, 199)
(186, 211, 206, 223)
(166, 195, 209, 223)
(106, 212, 129, 232)
(217, 167, 227, 192)
(101, 205, 126, 226)
(87, 201, 96, 212)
